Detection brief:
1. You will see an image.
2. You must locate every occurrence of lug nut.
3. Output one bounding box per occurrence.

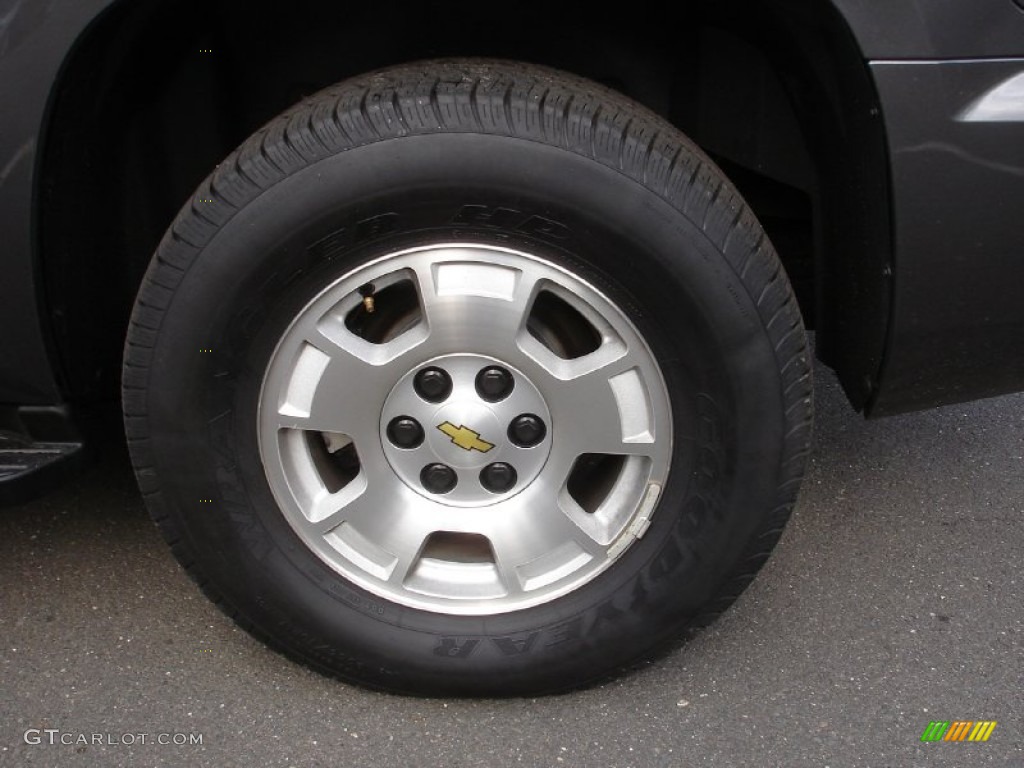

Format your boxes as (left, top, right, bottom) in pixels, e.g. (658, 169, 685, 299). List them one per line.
(414, 367, 452, 403)
(420, 463, 457, 494)
(480, 462, 517, 493)
(386, 416, 424, 449)
(508, 413, 546, 447)
(475, 366, 514, 402)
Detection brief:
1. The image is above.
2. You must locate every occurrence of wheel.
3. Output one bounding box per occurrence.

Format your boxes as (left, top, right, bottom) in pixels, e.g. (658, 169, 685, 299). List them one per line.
(123, 60, 812, 695)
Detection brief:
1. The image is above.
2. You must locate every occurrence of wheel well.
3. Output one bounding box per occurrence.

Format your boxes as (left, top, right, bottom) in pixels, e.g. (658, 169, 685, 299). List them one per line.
(38, 0, 889, 408)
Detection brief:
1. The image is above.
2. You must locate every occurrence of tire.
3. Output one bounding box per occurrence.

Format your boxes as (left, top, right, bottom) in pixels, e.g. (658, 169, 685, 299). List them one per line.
(123, 59, 812, 695)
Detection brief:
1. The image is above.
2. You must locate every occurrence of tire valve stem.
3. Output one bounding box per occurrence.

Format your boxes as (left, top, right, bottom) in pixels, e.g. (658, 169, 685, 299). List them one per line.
(358, 283, 376, 314)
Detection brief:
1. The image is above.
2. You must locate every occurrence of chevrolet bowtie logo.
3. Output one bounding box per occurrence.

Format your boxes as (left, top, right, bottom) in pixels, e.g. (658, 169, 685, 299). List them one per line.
(437, 422, 495, 453)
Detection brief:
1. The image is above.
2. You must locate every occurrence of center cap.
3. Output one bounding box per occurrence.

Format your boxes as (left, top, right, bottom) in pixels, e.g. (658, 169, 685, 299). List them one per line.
(428, 403, 503, 469)
(379, 354, 552, 506)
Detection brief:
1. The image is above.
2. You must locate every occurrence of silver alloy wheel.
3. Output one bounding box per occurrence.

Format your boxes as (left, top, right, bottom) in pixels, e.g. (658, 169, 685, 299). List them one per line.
(259, 244, 672, 614)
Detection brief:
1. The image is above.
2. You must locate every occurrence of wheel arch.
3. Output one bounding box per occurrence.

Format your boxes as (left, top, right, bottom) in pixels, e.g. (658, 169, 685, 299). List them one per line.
(35, 0, 890, 410)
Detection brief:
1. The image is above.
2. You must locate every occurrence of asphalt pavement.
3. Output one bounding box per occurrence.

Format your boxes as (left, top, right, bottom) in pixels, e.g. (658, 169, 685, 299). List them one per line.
(1, 360, 1021, 768)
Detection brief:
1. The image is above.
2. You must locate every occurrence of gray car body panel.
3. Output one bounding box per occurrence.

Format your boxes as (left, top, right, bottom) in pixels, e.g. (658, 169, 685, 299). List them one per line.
(0, 0, 1023, 416)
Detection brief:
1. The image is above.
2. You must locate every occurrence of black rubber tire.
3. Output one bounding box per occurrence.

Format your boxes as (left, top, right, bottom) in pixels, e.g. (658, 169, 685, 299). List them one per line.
(123, 59, 813, 696)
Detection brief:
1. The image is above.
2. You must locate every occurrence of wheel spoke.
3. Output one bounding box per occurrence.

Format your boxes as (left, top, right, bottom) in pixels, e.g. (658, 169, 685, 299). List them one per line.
(484, 494, 606, 594)
(382, 527, 432, 588)
(271, 322, 423, 435)
(409, 258, 542, 361)
(301, 454, 365, 526)
(310, 469, 434, 584)
(545, 349, 660, 460)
